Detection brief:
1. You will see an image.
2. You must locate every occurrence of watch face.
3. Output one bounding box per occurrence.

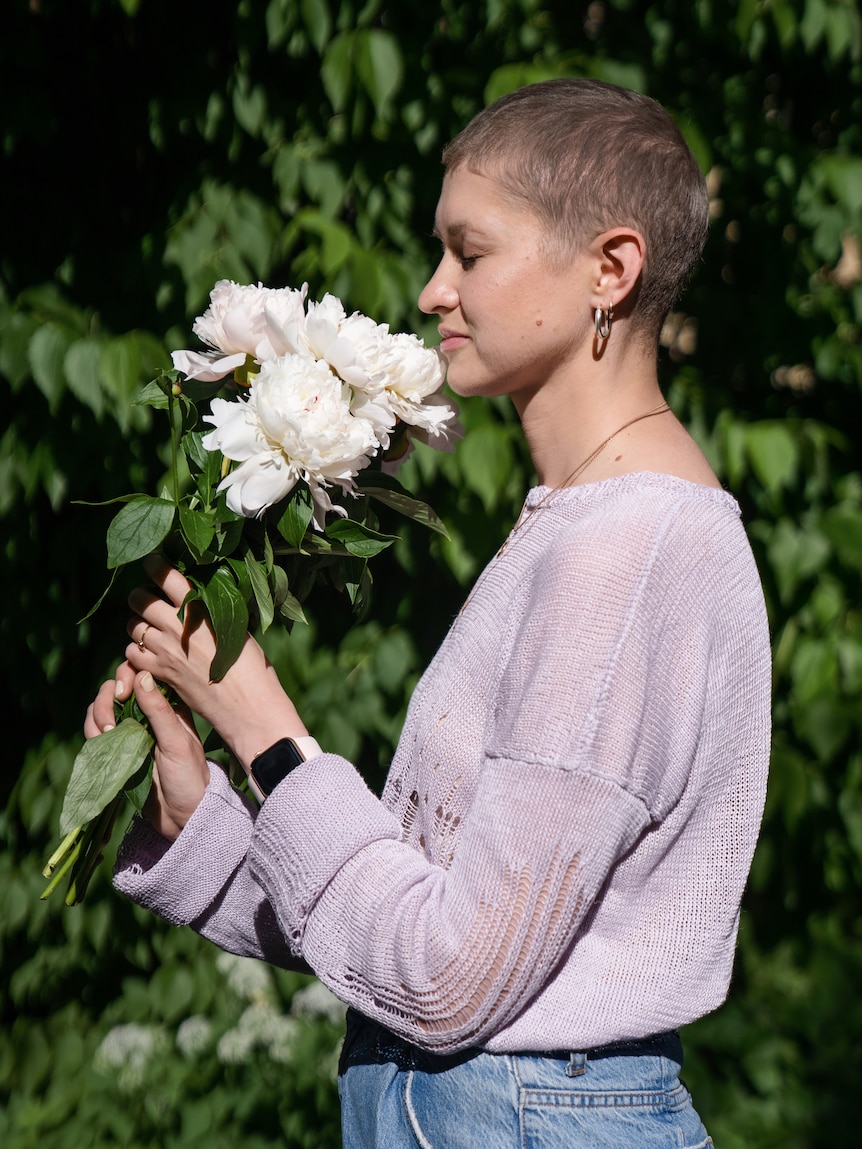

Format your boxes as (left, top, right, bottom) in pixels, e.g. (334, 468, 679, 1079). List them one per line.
(251, 738, 305, 797)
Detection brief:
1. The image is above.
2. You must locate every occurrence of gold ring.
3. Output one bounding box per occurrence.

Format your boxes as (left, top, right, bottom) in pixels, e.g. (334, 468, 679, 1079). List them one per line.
(137, 625, 151, 651)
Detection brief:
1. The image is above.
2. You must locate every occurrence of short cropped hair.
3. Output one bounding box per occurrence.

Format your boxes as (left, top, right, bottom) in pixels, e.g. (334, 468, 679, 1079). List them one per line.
(442, 79, 709, 334)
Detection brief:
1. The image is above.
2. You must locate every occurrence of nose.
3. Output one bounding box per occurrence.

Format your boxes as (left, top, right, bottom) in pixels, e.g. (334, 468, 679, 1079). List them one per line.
(418, 258, 459, 315)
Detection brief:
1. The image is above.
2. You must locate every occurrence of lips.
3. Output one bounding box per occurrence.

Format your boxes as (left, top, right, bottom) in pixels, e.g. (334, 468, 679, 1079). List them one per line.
(438, 327, 469, 353)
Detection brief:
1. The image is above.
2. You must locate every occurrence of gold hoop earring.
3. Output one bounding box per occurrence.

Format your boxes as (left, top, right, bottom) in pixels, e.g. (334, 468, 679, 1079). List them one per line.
(595, 302, 614, 342)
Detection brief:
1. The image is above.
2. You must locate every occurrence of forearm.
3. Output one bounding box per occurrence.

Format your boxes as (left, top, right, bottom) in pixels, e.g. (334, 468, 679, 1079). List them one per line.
(250, 755, 648, 1052)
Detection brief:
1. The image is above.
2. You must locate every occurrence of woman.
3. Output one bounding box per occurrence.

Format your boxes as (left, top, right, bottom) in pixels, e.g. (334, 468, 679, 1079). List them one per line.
(88, 79, 771, 1147)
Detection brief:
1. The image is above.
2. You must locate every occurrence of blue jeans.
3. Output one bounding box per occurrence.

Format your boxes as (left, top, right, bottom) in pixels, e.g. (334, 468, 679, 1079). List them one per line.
(338, 1010, 713, 1148)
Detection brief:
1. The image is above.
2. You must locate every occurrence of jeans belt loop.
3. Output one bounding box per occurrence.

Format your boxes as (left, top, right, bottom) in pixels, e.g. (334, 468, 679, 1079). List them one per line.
(565, 1051, 587, 1077)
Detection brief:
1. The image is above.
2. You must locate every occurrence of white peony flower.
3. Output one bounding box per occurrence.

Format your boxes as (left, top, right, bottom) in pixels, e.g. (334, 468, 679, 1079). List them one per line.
(202, 353, 379, 523)
(302, 294, 383, 390)
(173, 279, 308, 381)
(171, 347, 248, 382)
(376, 333, 460, 441)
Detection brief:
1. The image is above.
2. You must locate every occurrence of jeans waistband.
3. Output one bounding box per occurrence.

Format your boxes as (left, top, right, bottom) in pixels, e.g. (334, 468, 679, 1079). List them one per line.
(339, 1009, 682, 1076)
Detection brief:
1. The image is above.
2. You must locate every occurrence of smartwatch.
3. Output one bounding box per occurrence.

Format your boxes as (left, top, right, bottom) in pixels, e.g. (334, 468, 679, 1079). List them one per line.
(248, 736, 323, 803)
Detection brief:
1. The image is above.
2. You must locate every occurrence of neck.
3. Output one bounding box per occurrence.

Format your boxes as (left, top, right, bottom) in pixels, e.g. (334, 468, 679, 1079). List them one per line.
(514, 347, 664, 488)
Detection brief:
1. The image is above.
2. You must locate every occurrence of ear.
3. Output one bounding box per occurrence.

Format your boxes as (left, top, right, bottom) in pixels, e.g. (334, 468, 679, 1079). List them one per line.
(586, 227, 646, 312)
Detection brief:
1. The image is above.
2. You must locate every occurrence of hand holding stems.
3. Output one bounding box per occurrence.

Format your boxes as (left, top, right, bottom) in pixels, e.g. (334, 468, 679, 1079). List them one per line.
(88, 553, 310, 840)
(84, 673, 208, 840)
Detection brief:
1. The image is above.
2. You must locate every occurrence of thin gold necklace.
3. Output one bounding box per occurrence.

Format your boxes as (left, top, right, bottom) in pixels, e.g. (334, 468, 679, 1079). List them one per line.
(497, 400, 671, 557)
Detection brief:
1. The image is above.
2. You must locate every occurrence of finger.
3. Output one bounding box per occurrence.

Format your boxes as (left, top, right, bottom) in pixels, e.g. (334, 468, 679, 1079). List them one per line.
(87, 679, 119, 736)
(127, 588, 180, 628)
(132, 671, 189, 754)
(114, 661, 136, 700)
(126, 617, 163, 652)
(142, 554, 194, 609)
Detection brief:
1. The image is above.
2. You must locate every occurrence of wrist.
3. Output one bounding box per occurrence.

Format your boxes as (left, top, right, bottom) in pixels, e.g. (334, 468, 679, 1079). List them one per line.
(247, 735, 323, 802)
(215, 688, 308, 770)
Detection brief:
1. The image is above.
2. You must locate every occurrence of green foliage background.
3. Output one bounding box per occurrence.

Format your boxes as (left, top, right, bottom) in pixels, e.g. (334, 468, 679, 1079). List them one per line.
(2, 0, 861, 1145)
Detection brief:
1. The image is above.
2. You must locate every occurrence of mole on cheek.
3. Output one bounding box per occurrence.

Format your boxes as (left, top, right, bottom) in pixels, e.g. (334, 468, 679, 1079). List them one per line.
(536, 318, 543, 326)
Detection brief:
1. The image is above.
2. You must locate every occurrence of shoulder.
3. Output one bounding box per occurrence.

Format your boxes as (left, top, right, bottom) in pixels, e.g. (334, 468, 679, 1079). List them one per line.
(540, 473, 747, 570)
(524, 473, 763, 628)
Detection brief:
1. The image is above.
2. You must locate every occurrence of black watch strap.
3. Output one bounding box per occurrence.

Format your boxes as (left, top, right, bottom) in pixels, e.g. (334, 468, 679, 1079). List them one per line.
(248, 736, 322, 802)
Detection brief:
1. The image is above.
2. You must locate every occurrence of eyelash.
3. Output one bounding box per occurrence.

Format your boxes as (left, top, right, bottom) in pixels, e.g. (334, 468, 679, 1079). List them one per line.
(429, 234, 480, 270)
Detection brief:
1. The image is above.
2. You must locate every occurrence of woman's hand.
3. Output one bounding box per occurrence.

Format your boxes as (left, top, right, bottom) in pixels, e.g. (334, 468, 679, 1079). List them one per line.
(84, 670, 209, 840)
(120, 554, 308, 770)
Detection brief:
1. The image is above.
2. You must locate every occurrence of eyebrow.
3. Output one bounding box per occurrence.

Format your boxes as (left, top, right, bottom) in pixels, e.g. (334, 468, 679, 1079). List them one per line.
(431, 221, 468, 241)
(434, 220, 501, 247)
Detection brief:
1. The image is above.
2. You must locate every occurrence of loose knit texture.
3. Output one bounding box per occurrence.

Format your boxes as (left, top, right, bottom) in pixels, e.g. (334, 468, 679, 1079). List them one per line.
(114, 472, 771, 1055)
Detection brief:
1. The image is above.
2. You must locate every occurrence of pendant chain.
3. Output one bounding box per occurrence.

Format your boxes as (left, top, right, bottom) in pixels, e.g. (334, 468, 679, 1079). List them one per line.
(497, 400, 671, 556)
(457, 400, 671, 617)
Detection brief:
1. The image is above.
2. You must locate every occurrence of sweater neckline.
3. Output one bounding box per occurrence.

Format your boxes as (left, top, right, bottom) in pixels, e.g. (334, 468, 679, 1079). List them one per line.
(524, 470, 738, 512)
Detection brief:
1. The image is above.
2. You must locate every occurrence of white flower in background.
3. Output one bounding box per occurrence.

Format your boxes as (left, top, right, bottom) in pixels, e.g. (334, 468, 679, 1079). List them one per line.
(203, 354, 379, 522)
(94, 1023, 169, 1092)
(216, 1003, 301, 1066)
(216, 951, 273, 1004)
(290, 979, 347, 1025)
(176, 1015, 214, 1057)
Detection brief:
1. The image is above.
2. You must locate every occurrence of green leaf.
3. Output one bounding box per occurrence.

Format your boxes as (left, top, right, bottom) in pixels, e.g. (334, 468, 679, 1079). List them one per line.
(822, 503, 862, 568)
(232, 78, 267, 138)
(745, 422, 798, 496)
(78, 566, 121, 623)
(0, 309, 39, 388)
(198, 566, 249, 681)
(100, 334, 143, 406)
(106, 497, 176, 567)
(355, 29, 402, 120)
(134, 377, 172, 410)
(356, 472, 449, 536)
(277, 490, 315, 547)
(226, 556, 253, 602)
(325, 518, 398, 558)
(124, 760, 155, 813)
(179, 505, 216, 561)
(64, 337, 106, 417)
(765, 517, 830, 604)
(243, 550, 274, 631)
(210, 502, 245, 556)
(106, 496, 176, 567)
(59, 720, 153, 834)
(29, 323, 72, 410)
(459, 423, 515, 512)
(300, 0, 331, 53)
(321, 31, 353, 112)
(278, 588, 308, 625)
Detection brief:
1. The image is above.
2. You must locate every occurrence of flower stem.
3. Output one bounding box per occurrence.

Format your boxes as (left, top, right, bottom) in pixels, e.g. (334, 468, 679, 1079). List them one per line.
(168, 387, 180, 508)
(42, 824, 83, 877)
(64, 794, 125, 906)
(40, 834, 83, 900)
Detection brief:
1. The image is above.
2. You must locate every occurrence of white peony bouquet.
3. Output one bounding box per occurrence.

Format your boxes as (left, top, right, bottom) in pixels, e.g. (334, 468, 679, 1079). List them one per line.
(41, 280, 460, 905)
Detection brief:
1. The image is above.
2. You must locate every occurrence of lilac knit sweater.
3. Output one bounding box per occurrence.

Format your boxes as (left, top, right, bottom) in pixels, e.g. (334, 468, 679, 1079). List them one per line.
(114, 472, 771, 1054)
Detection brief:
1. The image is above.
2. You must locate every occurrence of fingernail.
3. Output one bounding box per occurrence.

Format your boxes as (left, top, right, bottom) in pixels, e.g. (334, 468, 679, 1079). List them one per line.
(102, 723, 115, 733)
(114, 680, 124, 699)
(140, 671, 155, 692)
